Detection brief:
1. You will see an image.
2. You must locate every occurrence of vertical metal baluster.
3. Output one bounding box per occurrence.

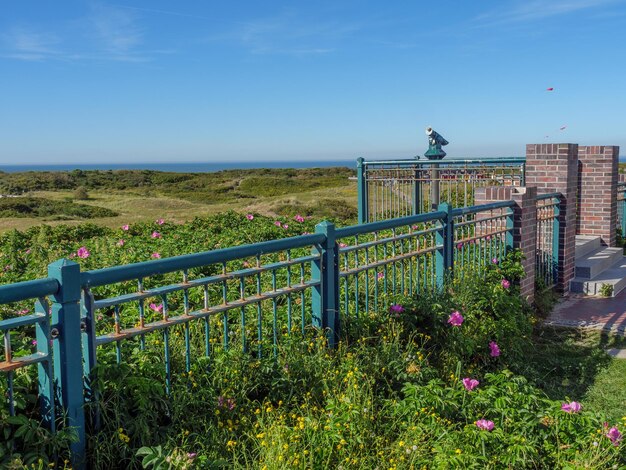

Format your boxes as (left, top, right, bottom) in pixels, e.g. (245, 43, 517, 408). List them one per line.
(391, 228, 397, 296)
(286, 250, 292, 334)
(364, 243, 370, 313)
(183, 270, 191, 373)
(272, 269, 278, 358)
(222, 262, 228, 351)
(162, 294, 171, 394)
(114, 305, 121, 364)
(343, 247, 349, 315)
(429, 234, 437, 287)
(203, 285, 210, 358)
(408, 229, 414, 295)
(240, 276, 246, 353)
(400, 231, 406, 294)
(374, 232, 379, 310)
(354, 235, 360, 318)
(138, 278, 145, 350)
(300, 262, 305, 336)
(383, 241, 388, 296)
(257, 255, 263, 358)
(35, 297, 55, 431)
(4, 330, 14, 416)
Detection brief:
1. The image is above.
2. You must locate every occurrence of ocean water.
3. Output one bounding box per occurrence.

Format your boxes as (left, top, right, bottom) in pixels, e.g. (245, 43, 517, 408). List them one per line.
(0, 160, 356, 173)
(2, 157, 624, 173)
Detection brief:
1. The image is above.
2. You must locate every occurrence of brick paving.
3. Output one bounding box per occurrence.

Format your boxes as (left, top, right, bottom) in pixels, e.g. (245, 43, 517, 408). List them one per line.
(546, 289, 626, 334)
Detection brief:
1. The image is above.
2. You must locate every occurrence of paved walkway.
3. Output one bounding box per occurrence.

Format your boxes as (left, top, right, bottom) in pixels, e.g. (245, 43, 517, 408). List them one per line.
(546, 289, 626, 335)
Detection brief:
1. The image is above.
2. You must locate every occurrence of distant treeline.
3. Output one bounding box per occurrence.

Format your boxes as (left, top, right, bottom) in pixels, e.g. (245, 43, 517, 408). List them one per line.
(0, 197, 118, 219)
(0, 167, 354, 204)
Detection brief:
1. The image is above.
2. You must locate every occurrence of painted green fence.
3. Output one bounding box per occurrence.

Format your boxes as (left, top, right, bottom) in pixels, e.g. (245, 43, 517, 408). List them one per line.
(0, 201, 515, 468)
(536, 193, 560, 289)
(356, 157, 526, 223)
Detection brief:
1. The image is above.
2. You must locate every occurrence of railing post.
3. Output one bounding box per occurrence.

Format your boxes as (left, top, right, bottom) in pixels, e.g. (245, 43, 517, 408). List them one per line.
(357, 157, 368, 224)
(435, 203, 453, 288)
(48, 259, 86, 469)
(311, 221, 339, 347)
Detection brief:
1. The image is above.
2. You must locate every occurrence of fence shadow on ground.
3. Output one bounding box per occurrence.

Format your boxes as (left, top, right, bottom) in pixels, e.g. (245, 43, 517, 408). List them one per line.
(514, 326, 614, 401)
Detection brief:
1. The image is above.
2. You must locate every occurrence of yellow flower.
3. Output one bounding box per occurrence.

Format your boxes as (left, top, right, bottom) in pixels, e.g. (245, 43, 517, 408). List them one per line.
(227, 440, 237, 448)
(455, 449, 462, 454)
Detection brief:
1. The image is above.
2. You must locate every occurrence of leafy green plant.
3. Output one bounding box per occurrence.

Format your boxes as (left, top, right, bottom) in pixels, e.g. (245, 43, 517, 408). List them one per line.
(599, 283, 614, 297)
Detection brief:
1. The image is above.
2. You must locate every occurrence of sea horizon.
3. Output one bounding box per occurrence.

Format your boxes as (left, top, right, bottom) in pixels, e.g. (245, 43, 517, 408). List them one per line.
(0, 160, 356, 174)
(1, 156, 625, 173)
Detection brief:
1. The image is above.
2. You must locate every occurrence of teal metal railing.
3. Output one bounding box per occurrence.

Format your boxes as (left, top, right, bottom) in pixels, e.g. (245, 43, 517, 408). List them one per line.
(0, 201, 515, 468)
(452, 201, 514, 277)
(357, 157, 526, 223)
(536, 193, 560, 289)
(618, 182, 626, 236)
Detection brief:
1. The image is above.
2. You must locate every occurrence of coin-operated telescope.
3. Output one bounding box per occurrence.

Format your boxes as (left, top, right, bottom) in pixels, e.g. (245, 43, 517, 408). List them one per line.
(424, 127, 448, 160)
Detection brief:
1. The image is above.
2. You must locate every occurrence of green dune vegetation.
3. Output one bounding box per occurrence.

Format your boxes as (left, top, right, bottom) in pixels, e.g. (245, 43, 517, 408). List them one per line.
(0, 167, 357, 232)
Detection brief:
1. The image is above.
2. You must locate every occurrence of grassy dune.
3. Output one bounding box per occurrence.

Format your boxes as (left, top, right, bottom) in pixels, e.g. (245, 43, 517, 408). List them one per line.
(0, 167, 357, 232)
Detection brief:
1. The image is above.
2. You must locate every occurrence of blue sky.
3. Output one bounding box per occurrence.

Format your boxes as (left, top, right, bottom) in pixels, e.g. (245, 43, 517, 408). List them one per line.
(1, 0, 625, 163)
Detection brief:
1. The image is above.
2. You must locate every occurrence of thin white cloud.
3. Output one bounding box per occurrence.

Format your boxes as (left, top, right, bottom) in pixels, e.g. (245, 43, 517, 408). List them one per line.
(1, 27, 60, 61)
(475, 0, 622, 25)
(212, 13, 360, 56)
(89, 3, 144, 58)
(0, 3, 162, 63)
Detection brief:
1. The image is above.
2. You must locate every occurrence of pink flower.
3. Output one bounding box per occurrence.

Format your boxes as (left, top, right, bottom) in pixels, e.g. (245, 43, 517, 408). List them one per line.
(122, 224, 130, 231)
(457, 243, 463, 250)
(282, 224, 289, 229)
(389, 304, 405, 314)
(339, 242, 348, 248)
(187, 453, 197, 459)
(486, 235, 491, 241)
(475, 419, 494, 431)
(24, 249, 31, 254)
(117, 239, 125, 247)
(156, 218, 165, 225)
(31, 340, 37, 346)
(489, 341, 501, 357)
(18, 309, 29, 315)
(561, 401, 582, 413)
(606, 427, 622, 446)
(246, 214, 254, 220)
(149, 303, 163, 313)
(492, 257, 498, 264)
(151, 252, 161, 259)
(294, 214, 305, 223)
(411, 225, 418, 230)
(377, 272, 385, 280)
(151, 231, 162, 239)
(501, 279, 510, 289)
(462, 378, 479, 391)
(243, 261, 251, 268)
(76, 246, 90, 259)
(447, 311, 464, 327)
(274, 220, 282, 227)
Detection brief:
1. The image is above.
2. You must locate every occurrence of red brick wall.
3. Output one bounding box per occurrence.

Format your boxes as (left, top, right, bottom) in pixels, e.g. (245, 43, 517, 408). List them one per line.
(577, 145, 619, 246)
(475, 186, 537, 303)
(525, 144, 578, 293)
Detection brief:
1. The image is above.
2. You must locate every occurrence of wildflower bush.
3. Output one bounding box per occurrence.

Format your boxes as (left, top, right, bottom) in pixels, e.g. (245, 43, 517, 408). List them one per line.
(1, 215, 625, 468)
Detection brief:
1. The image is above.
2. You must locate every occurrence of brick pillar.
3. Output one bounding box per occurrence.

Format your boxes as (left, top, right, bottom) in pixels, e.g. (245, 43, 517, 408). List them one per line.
(525, 144, 578, 293)
(577, 145, 619, 246)
(474, 186, 537, 304)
